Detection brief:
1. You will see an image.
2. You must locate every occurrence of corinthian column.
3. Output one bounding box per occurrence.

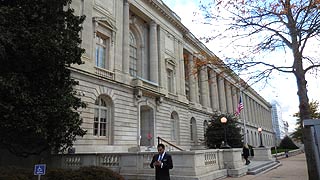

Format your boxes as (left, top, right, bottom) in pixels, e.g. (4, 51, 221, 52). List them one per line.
(188, 54, 196, 103)
(225, 81, 233, 113)
(218, 76, 227, 113)
(200, 66, 210, 107)
(209, 70, 219, 110)
(122, 0, 129, 74)
(149, 21, 159, 84)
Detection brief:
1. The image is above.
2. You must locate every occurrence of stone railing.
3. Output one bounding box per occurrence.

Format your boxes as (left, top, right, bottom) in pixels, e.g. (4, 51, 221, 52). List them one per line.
(51, 149, 246, 180)
(204, 151, 218, 166)
(94, 66, 114, 80)
(132, 77, 159, 92)
(54, 153, 121, 172)
(272, 149, 304, 160)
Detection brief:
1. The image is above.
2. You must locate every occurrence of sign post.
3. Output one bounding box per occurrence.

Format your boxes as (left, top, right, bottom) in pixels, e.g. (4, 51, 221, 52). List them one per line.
(34, 164, 46, 180)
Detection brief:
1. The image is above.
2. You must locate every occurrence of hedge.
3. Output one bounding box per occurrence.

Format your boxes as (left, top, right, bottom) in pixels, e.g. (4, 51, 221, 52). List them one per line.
(0, 166, 124, 180)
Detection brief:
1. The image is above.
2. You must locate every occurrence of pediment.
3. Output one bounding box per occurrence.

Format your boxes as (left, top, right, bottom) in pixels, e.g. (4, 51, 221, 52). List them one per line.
(93, 17, 117, 31)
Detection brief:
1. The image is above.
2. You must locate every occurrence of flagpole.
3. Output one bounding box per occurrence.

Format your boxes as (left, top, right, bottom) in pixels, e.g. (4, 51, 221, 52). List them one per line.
(238, 75, 247, 145)
(240, 91, 248, 145)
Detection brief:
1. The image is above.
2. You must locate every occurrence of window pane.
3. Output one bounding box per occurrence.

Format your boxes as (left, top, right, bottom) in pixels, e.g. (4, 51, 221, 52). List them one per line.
(100, 109, 107, 136)
(129, 45, 137, 76)
(95, 46, 99, 67)
(171, 120, 176, 140)
(167, 69, 173, 92)
(190, 120, 193, 141)
(95, 34, 108, 69)
(94, 117, 99, 136)
(99, 46, 105, 68)
(100, 122, 106, 136)
(101, 109, 107, 120)
(100, 98, 107, 107)
(129, 31, 137, 77)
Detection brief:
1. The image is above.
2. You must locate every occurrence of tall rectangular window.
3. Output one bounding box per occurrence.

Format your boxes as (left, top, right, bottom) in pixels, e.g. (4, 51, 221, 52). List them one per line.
(167, 69, 174, 93)
(95, 34, 108, 69)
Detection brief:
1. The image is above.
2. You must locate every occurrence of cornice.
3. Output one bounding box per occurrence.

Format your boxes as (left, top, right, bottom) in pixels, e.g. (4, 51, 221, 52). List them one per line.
(144, 0, 190, 34)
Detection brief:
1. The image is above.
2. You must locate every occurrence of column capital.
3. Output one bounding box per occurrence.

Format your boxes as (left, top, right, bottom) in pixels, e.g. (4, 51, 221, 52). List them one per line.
(150, 20, 158, 27)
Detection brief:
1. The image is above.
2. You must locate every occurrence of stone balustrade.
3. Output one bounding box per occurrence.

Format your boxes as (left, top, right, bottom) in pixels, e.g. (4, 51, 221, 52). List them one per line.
(51, 148, 247, 180)
(94, 66, 114, 80)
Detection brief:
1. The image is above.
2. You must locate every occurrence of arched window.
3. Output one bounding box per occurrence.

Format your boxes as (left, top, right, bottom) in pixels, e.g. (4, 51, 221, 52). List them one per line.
(190, 118, 197, 142)
(129, 31, 137, 76)
(203, 120, 208, 135)
(94, 95, 113, 142)
(170, 112, 179, 141)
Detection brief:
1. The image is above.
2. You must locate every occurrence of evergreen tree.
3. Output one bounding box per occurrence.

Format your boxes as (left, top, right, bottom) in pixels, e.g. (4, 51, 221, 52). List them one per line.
(205, 113, 242, 148)
(0, 0, 86, 157)
(279, 136, 298, 150)
(291, 100, 320, 143)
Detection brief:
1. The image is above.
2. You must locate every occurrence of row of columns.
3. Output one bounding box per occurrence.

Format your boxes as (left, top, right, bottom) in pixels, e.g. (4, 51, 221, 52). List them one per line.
(246, 128, 273, 147)
(186, 53, 238, 113)
(241, 94, 272, 130)
(123, 2, 272, 131)
(186, 52, 272, 132)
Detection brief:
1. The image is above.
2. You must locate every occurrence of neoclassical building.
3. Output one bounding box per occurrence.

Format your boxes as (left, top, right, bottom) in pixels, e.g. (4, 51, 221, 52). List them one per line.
(69, 0, 275, 154)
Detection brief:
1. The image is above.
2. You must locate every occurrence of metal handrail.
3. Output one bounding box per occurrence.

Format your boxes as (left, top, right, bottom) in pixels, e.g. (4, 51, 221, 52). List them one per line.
(157, 136, 184, 151)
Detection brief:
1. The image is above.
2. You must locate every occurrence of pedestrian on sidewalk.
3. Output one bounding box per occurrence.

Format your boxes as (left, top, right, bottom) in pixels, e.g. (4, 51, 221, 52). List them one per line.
(243, 144, 250, 165)
(150, 144, 173, 180)
(285, 149, 289, 158)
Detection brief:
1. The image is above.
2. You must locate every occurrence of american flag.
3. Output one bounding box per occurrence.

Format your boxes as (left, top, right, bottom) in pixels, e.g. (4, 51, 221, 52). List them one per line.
(235, 96, 244, 115)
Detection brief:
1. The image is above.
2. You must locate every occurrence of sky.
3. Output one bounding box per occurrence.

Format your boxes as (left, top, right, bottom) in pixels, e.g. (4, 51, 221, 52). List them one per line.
(162, 0, 320, 132)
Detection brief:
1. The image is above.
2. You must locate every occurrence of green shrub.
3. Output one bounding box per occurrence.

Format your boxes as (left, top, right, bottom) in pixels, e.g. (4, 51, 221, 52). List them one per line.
(271, 148, 296, 154)
(0, 166, 34, 180)
(0, 166, 124, 180)
(279, 136, 299, 149)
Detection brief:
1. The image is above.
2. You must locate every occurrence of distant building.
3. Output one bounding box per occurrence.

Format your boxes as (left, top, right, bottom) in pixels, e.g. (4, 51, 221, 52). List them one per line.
(271, 101, 286, 144)
(284, 121, 289, 136)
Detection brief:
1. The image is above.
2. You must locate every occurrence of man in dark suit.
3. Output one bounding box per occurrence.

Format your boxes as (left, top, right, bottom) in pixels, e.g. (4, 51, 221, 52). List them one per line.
(150, 144, 173, 180)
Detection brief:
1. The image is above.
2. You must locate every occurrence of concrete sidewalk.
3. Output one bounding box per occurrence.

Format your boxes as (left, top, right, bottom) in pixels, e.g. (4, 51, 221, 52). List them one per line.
(225, 153, 308, 180)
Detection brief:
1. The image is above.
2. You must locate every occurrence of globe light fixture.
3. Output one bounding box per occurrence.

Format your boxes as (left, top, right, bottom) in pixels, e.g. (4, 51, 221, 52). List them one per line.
(258, 127, 264, 147)
(220, 117, 231, 149)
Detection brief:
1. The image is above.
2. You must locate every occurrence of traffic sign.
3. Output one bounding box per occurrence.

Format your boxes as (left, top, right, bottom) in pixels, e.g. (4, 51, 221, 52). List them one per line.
(34, 164, 46, 175)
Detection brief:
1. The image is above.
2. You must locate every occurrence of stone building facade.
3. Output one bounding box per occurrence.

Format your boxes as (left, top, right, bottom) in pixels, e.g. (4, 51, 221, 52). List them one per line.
(69, 0, 274, 154)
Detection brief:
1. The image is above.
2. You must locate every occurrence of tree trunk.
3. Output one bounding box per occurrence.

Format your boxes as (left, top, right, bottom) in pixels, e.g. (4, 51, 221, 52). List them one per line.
(294, 56, 318, 179)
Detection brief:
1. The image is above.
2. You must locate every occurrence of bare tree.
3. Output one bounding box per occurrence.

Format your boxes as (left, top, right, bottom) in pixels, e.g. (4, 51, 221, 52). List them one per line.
(197, 0, 320, 178)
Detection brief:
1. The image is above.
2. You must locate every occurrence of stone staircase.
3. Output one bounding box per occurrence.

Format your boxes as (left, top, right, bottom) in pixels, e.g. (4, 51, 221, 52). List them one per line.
(247, 160, 281, 175)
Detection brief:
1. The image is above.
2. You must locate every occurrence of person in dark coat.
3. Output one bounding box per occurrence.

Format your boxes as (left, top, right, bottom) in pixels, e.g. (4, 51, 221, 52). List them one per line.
(243, 143, 250, 165)
(150, 144, 173, 180)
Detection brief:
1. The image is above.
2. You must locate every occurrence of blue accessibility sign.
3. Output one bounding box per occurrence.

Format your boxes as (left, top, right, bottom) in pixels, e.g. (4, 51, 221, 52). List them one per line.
(34, 164, 46, 175)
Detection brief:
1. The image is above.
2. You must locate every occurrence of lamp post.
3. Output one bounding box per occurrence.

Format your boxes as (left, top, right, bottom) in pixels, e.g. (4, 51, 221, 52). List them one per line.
(220, 117, 231, 149)
(258, 127, 264, 147)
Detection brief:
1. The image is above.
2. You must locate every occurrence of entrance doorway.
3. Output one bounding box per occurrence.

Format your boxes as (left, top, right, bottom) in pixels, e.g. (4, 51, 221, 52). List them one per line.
(140, 105, 154, 146)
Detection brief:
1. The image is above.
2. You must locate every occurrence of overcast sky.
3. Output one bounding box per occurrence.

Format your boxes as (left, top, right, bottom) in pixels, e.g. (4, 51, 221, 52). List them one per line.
(162, 0, 320, 132)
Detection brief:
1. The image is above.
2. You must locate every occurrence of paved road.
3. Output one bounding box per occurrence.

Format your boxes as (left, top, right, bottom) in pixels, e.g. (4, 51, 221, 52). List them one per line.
(225, 153, 308, 180)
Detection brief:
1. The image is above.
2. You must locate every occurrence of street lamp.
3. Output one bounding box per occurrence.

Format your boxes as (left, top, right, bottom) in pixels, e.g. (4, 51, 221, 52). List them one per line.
(258, 127, 264, 147)
(220, 117, 231, 149)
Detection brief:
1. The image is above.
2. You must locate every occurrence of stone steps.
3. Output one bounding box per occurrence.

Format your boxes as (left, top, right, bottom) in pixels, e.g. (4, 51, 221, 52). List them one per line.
(247, 161, 281, 175)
